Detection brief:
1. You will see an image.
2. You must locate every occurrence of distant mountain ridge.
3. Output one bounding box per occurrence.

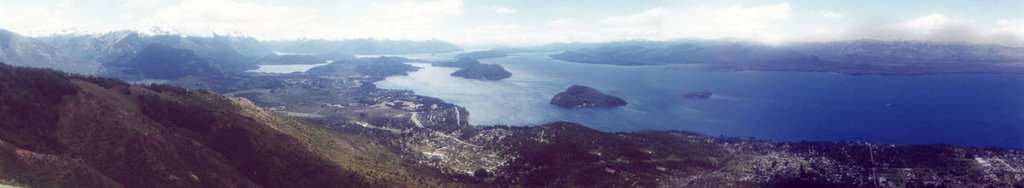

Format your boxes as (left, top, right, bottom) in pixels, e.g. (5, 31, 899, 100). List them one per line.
(40, 31, 275, 63)
(0, 29, 102, 74)
(552, 40, 825, 65)
(30, 30, 464, 79)
(786, 40, 1024, 64)
(550, 40, 1024, 74)
(455, 50, 508, 59)
(33, 30, 279, 79)
(262, 39, 462, 55)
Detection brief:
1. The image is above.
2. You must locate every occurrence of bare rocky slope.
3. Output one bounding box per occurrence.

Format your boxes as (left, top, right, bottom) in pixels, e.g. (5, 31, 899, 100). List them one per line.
(2, 52, 1024, 187)
(0, 63, 476, 187)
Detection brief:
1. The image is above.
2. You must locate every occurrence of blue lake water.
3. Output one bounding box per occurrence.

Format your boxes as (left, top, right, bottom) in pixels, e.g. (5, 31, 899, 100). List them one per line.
(247, 61, 332, 73)
(375, 52, 1024, 149)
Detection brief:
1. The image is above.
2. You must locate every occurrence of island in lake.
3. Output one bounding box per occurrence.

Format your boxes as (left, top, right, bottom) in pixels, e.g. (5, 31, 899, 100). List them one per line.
(450, 63, 512, 80)
(434, 58, 512, 80)
(550, 85, 627, 108)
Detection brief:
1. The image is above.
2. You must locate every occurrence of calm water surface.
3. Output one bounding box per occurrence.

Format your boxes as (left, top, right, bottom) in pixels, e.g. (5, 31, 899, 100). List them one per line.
(376, 52, 1024, 148)
(247, 61, 331, 73)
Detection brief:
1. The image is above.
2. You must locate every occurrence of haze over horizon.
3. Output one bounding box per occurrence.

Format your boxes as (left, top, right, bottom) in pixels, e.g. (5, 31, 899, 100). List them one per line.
(4, 0, 1024, 47)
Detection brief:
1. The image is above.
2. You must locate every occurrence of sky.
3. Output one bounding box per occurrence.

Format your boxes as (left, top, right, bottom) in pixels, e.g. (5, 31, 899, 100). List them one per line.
(3, 0, 1024, 47)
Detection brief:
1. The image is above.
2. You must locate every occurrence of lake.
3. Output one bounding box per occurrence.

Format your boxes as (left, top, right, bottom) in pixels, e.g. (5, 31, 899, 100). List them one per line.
(375, 52, 1024, 149)
(247, 61, 332, 73)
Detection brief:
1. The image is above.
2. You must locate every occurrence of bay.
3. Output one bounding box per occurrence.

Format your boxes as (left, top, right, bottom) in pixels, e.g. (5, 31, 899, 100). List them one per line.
(376, 52, 1024, 148)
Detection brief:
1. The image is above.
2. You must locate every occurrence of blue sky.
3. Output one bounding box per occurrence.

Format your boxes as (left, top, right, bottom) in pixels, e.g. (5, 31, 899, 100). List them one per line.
(2, 0, 1024, 47)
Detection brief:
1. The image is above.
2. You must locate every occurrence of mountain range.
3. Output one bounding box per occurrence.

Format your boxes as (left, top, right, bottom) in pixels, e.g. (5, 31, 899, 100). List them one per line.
(2, 27, 1024, 187)
(0, 29, 102, 75)
(550, 40, 1024, 74)
(1, 29, 464, 80)
(1, 63, 1021, 187)
(262, 39, 463, 55)
(11, 27, 1024, 78)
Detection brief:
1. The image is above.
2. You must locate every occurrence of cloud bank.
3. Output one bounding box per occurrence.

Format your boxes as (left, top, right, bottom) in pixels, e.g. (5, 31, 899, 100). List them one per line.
(1, 0, 1024, 47)
(842, 13, 1024, 46)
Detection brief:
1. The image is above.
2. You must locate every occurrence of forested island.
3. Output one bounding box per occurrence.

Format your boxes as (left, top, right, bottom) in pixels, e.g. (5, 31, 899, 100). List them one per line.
(550, 85, 627, 108)
(433, 58, 512, 80)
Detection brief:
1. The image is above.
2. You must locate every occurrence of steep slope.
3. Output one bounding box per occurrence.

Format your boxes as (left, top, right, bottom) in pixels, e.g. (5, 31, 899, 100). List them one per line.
(230, 99, 479, 187)
(119, 44, 220, 79)
(4, 56, 1023, 187)
(38, 31, 148, 63)
(40, 31, 264, 79)
(215, 34, 275, 57)
(0, 29, 102, 74)
(0, 63, 473, 187)
(41, 31, 273, 63)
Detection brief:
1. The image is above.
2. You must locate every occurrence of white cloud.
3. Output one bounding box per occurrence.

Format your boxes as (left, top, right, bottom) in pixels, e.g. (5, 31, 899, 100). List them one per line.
(994, 19, 1024, 39)
(545, 19, 573, 27)
(6, 1, 1024, 47)
(598, 7, 669, 26)
(337, 0, 463, 40)
(450, 24, 577, 47)
(990, 19, 1024, 46)
(492, 7, 518, 14)
(903, 13, 973, 30)
(366, 0, 463, 20)
(0, 0, 468, 41)
(57, 0, 74, 9)
(838, 13, 1024, 46)
(0, 6, 80, 35)
(123, 0, 169, 8)
(997, 19, 1024, 26)
(595, 3, 791, 43)
(818, 11, 843, 19)
(142, 0, 318, 39)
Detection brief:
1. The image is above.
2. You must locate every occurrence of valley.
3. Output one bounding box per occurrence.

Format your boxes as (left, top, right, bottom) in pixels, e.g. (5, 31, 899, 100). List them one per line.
(0, 27, 1023, 187)
(145, 51, 1024, 186)
(2, 62, 1021, 187)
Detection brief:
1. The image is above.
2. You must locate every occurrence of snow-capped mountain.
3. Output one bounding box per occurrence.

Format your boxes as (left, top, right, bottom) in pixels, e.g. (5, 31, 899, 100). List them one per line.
(36, 30, 279, 79)
(0, 29, 102, 75)
(40, 30, 275, 64)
